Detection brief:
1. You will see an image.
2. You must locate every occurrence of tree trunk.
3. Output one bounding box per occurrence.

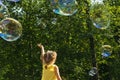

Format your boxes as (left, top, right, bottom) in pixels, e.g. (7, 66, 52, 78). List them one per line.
(89, 35, 99, 80)
(85, 0, 99, 80)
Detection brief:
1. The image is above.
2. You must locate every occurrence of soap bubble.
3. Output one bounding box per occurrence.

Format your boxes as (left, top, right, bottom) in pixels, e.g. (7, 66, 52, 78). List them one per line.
(51, 18, 57, 24)
(11, 6, 26, 18)
(0, 1, 10, 20)
(0, 18, 22, 42)
(36, 18, 47, 29)
(89, 67, 98, 76)
(89, 0, 110, 29)
(50, 0, 78, 16)
(40, 22, 46, 29)
(101, 45, 112, 58)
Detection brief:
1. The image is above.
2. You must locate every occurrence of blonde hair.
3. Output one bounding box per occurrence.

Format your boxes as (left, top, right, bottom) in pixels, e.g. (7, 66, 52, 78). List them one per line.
(44, 50, 57, 69)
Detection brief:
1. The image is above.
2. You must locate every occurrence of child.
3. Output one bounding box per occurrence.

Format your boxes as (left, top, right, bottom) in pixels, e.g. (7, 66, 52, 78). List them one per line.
(37, 44, 62, 80)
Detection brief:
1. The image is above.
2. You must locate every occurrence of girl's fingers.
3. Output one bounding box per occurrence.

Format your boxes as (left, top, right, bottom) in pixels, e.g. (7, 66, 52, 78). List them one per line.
(37, 44, 43, 48)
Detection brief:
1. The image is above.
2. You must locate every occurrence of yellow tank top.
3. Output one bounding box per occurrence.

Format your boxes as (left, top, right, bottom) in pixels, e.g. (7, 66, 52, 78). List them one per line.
(41, 64, 57, 80)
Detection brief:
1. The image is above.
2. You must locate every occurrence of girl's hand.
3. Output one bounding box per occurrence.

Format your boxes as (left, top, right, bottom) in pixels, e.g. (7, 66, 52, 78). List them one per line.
(37, 43, 43, 48)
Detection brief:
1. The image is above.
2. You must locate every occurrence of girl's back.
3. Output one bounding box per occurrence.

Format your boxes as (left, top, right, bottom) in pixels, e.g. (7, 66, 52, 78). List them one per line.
(42, 64, 57, 80)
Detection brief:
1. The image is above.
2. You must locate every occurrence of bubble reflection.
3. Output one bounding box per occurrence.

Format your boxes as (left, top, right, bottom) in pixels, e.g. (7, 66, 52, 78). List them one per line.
(7, 0, 20, 2)
(89, 67, 98, 76)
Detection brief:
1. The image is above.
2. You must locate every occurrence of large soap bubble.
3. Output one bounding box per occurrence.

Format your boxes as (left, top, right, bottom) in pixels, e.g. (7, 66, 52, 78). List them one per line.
(89, 0, 110, 29)
(0, 1, 10, 20)
(89, 67, 98, 76)
(101, 45, 112, 58)
(50, 0, 78, 16)
(0, 18, 22, 42)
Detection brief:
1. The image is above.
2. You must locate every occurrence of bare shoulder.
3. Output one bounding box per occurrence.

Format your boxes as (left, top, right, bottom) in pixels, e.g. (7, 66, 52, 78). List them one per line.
(54, 64, 62, 80)
(54, 64, 60, 73)
(54, 64, 59, 69)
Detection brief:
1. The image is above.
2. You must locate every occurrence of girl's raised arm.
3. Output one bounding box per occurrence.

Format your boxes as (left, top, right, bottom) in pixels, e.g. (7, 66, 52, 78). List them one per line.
(37, 44, 45, 62)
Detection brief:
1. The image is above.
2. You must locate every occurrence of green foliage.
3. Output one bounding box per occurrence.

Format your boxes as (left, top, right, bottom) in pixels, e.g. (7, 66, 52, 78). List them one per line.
(0, 0, 120, 80)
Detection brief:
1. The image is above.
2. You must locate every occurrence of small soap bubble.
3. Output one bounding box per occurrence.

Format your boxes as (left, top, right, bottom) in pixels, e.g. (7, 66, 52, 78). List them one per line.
(36, 18, 46, 29)
(101, 45, 112, 58)
(11, 6, 25, 17)
(0, 18, 22, 42)
(89, 67, 98, 76)
(40, 22, 46, 29)
(51, 18, 57, 24)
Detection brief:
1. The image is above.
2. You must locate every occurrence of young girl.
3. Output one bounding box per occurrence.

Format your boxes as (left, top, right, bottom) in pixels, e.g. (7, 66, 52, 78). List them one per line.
(37, 44, 62, 80)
